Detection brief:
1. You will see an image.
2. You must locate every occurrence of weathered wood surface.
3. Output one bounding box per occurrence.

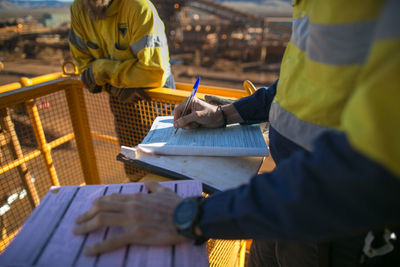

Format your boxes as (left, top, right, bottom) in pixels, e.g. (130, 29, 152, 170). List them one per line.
(0, 180, 208, 267)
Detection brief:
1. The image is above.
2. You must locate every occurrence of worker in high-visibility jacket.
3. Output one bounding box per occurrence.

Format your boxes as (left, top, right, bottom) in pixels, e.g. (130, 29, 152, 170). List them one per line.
(72, 0, 400, 266)
(235, 0, 400, 265)
(69, 0, 175, 180)
(175, 1, 400, 265)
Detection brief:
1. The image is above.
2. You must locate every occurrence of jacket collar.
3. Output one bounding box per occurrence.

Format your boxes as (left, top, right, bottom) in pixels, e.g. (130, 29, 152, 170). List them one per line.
(106, 0, 119, 17)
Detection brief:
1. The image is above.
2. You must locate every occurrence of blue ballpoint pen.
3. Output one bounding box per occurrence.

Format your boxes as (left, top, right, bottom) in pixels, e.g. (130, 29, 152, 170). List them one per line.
(174, 77, 200, 134)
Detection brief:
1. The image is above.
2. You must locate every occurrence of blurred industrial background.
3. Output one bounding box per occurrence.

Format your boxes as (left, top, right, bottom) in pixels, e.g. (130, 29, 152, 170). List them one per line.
(0, 0, 292, 88)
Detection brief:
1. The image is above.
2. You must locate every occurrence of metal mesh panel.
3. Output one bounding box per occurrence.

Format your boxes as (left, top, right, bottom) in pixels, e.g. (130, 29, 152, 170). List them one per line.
(36, 91, 84, 186)
(84, 90, 176, 183)
(1, 106, 52, 199)
(208, 239, 242, 267)
(83, 91, 127, 184)
(0, 90, 85, 251)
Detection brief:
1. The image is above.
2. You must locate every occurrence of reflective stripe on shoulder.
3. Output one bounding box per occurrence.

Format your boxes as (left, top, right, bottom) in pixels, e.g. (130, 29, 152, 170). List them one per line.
(269, 102, 336, 151)
(290, 16, 375, 65)
(68, 29, 88, 52)
(375, 0, 400, 40)
(130, 34, 168, 56)
(164, 64, 171, 79)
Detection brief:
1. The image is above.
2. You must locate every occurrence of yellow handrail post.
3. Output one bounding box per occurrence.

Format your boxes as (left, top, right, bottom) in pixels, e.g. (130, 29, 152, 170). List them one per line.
(243, 80, 257, 95)
(238, 240, 247, 267)
(19, 76, 60, 187)
(65, 84, 100, 185)
(0, 108, 40, 207)
(25, 99, 60, 187)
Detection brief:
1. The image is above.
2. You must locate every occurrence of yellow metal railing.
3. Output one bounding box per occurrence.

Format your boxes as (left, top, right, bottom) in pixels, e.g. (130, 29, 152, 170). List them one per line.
(0, 73, 246, 190)
(0, 71, 250, 266)
(0, 77, 100, 188)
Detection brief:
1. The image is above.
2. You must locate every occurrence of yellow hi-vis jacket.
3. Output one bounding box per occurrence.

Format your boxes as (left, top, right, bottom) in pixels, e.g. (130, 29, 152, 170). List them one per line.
(69, 0, 171, 89)
(270, 0, 400, 177)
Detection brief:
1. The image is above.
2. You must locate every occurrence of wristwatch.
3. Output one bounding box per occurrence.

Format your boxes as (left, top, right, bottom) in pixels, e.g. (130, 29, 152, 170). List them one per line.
(173, 197, 207, 245)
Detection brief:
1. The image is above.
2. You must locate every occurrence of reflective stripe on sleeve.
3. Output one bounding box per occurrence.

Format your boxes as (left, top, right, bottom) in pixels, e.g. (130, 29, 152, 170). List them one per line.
(68, 29, 88, 52)
(130, 34, 168, 56)
(269, 102, 336, 151)
(290, 17, 309, 52)
(290, 16, 375, 65)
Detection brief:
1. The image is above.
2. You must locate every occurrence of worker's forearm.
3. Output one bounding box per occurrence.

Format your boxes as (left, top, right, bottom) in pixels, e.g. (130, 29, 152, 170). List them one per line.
(220, 104, 244, 125)
(198, 132, 400, 241)
(232, 79, 277, 124)
(91, 58, 165, 88)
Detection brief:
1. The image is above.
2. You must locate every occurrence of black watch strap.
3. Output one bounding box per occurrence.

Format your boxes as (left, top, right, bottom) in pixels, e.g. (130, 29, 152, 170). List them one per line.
(174, 197, 207, 246)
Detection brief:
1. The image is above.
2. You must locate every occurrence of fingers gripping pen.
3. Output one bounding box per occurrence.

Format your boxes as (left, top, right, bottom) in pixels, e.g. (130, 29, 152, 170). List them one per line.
(174, 77, 200, 134)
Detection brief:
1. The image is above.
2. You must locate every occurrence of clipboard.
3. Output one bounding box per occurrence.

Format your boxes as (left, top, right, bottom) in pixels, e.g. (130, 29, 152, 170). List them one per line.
(117, 146, 264, 193)
(138, 116, 269, 157)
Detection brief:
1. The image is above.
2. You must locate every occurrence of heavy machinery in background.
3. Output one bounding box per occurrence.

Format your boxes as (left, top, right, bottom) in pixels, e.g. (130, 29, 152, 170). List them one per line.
(152, 0, 291, 66)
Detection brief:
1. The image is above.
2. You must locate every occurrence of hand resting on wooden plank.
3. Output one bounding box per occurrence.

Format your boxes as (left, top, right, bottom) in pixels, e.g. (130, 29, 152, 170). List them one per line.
(73, 180, 188, 256)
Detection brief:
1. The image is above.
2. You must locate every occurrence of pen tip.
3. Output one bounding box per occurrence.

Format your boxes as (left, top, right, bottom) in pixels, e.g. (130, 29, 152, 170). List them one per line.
(194, 77, 200, 89)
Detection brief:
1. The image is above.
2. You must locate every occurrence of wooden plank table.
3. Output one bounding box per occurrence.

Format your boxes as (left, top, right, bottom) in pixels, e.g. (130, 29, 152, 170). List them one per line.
(0, 180, 208, 267)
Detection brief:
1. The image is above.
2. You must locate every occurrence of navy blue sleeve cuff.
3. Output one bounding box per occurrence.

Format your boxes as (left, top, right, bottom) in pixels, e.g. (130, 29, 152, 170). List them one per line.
(233, 80, 277, 124)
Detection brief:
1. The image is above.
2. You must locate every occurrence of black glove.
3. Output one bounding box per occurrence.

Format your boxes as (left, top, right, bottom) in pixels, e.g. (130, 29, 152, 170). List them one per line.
(104, 84, 150, 103)
(81, 66, 102, 93)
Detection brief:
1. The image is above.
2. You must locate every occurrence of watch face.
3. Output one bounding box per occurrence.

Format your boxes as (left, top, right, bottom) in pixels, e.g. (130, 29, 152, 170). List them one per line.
(174, 199, 197, 228)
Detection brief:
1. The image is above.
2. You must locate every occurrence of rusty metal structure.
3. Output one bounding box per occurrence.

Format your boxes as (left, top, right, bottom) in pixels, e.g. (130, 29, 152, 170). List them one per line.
(0, 0, 290, 65)
(152, 0, 291, 64)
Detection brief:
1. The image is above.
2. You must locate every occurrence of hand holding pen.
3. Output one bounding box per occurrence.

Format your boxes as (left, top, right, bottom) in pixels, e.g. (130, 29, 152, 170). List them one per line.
(174, 77, 200, 134)
(173, 77, 232, 130)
